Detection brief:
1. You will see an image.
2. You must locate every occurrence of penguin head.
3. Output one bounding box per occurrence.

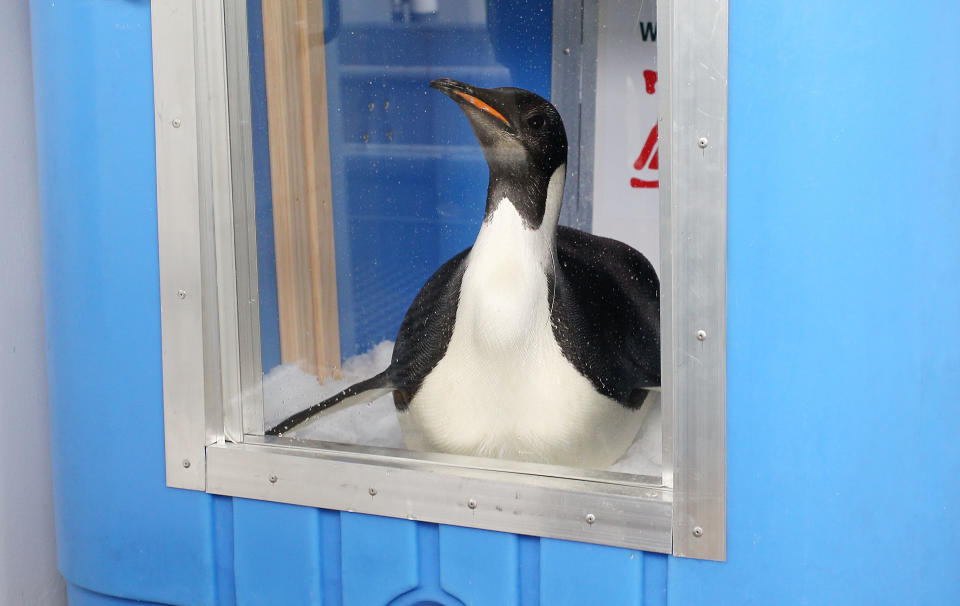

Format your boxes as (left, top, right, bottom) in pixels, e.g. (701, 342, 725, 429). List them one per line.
(430, 78, 568, 179)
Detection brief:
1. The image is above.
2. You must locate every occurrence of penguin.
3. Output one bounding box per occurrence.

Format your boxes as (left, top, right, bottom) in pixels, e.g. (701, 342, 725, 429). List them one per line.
(267, 79, 660, 469)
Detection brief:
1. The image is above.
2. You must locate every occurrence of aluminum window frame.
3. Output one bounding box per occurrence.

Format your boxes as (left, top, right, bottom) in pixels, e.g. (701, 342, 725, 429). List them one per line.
(152, 0, 726, 560)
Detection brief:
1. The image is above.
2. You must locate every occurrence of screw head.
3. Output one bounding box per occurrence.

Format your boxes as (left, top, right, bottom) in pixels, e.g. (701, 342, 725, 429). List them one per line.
(177, 289, 187, 300)
(696, 329, 707, 341)
(268, 474, 278, 484)
(467, 499, 478, 509)
(368, 102, 375, 111)
(368, 487, 377, 496)
(693, 526, 704, 537)
(585, 513, 597, 524)
(172, 118, 182, 128)
(697, 136, 709, 148)
(563, 47, 571, 55)
(182, 459, 191, 469)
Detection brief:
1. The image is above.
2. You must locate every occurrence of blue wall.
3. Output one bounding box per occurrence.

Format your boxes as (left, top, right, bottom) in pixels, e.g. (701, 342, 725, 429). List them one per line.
(32, 1, 960, 605)
(668, 2, 960, 603)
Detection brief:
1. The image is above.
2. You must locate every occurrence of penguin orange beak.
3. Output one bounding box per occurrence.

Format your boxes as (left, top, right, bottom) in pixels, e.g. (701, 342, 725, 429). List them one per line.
(430, 78, 512, 129)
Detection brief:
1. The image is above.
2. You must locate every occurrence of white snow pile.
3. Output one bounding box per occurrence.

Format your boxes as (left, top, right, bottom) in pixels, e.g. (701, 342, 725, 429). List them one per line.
(264, 341, 404, 448)
(263, 341, 662, 477)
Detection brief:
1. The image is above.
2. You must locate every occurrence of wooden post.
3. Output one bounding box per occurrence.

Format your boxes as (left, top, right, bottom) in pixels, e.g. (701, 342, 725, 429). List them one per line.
(261, 0, 341, 379)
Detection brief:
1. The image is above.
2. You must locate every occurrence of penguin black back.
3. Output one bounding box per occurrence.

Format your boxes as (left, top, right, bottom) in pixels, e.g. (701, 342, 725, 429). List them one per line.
(552, 226, 660, 407)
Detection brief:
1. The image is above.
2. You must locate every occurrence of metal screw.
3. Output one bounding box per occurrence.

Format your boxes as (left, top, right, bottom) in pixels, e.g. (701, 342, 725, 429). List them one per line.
(383, 101, 390, 110)
(386, 131, 394, 142)
(585, 513, 596, 524)
(368, 487, 378, 496)
(693, 526, 704, 537)
(172, 118, 182, 128)
(182, 459, 191, 469)
(362, 133, 370, 143)
(268, 474, 278, 484)
(177, 289, 187, 300)
(697, 136, 709, 149)
(563, 47, 571, 55)
(368, 102, 375, 111)
(696, 329, 707, 341)
(467, 499, 478, 509)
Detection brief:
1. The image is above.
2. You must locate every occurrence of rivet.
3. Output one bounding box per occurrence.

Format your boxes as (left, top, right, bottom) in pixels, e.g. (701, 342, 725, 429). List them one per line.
(585, 513, 596, 524)
(177, 289, 187, 300)
(172, 118, 182, 128)
(693, 526, 704, 537)
(367, 102, 375, 111)
(268, 474, 278, 484)
(386, 131, 394, 142)
(696, 329, 707, 341)
(362, 133, 370, 143)
(467, 499, 478, 509)
(697, 136, 709, 148)
(182, 459, 191, 469)
(383, 101, 390, 110)
(563, 47, 571, 55)
(368, 487, 378, 496)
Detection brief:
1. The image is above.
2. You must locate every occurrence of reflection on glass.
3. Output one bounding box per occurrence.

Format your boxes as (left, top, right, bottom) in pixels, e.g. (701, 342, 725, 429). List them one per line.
(248, 0, 661, 475)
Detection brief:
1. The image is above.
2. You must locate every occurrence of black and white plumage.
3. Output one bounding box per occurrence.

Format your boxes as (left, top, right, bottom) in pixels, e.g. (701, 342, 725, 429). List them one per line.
(268, 79, 659, 468)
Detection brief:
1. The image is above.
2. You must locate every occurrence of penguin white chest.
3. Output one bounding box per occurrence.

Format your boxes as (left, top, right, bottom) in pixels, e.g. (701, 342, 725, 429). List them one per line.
(398, 202, 644, 468)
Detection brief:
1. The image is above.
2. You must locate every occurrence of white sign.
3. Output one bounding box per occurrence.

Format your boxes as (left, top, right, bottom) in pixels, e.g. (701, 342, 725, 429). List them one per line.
(592, 0, 659, 271)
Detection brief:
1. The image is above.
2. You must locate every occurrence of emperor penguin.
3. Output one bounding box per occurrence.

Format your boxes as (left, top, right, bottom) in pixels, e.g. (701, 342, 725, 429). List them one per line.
(267, 79, 660, 469)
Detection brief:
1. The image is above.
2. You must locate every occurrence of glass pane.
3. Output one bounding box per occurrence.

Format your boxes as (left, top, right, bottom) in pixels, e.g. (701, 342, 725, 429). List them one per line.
(244, 0, 661, 477)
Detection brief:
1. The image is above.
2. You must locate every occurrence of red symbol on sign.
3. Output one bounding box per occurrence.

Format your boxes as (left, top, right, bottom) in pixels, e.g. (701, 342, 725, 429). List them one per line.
(630, 124, 659, 188)
(643, 70, 657, 95)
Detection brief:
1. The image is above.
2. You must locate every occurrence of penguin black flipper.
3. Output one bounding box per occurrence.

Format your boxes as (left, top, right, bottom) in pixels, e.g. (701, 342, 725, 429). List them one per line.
(551, 225, 660, 409)
(265, 370, 393, 436)
(265, 248, 471, 436)
(388, 247, 471, 410)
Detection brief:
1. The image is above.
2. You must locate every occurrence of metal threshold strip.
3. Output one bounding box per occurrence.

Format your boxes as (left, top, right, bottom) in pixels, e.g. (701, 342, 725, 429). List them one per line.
(206, 439, 673, 553)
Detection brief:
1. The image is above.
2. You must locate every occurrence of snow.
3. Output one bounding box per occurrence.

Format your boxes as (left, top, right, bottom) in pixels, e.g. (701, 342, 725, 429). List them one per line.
(263, 341, 662, 477)
(264, 341, 404, 448)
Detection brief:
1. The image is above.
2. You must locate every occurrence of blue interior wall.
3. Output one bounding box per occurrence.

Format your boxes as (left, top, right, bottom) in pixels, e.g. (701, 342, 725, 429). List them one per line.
(31, 1, 960, 605)
(246, 0, 282, 372)
(326, 0, 552, 358)
(250, 0, 553, 363)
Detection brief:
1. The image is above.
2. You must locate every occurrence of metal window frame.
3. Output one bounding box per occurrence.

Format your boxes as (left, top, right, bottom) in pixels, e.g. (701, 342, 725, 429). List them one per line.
(152, 0, 726, 559)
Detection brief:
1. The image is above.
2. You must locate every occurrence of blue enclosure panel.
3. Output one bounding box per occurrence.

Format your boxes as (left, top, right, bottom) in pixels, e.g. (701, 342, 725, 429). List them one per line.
(33, 0, 960, 605)
(438, 526, 519, 606)
(30, 0, 222, 604)
(668, 1, 960, 605)
(541, 540, 642, 606)
(67, 585, 169, 606)
(233, 499, 323, 605)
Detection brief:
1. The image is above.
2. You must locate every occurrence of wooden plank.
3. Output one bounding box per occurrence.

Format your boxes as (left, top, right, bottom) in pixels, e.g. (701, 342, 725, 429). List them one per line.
(261, 0, 340, 379)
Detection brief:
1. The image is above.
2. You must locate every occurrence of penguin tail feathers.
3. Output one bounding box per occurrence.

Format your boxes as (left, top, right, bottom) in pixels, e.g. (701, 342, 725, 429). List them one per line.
(265, 371, 394, 437)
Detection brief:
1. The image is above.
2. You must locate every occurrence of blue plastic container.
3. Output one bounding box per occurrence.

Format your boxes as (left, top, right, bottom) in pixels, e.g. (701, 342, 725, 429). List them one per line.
(32, 0, 960, 604)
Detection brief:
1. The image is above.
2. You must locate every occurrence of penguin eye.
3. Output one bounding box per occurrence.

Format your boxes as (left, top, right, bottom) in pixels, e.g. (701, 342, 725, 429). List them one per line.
(526, 114, 546, 130)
